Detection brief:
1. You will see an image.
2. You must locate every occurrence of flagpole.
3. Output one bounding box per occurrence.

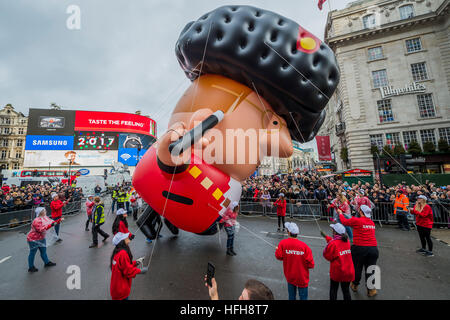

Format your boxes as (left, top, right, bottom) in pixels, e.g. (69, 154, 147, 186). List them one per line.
(328, 0, 332, 11)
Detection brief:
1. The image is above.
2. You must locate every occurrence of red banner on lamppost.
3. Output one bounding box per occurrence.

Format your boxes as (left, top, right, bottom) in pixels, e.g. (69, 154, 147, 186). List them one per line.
(316, 135, 332, 161)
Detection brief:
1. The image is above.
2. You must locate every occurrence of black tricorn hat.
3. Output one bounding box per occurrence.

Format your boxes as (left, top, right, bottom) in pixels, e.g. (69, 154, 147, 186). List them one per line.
(175, 5, 340, 143)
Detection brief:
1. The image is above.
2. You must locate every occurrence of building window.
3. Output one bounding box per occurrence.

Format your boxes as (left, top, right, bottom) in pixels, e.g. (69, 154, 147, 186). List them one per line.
(362, 14, 377, 29)
(439, 128, 450, 145)
(2, 127, 11, 134)
(370, 134, 384, 150)
(0, 150, 7, 160)
(417, 94, 436, 118)
(403, 131, 418, 150)
(420, 129, 436, 145)
(411, 62, 428, 81)
(386, 132, 401, 147)
(368, 46, 383, 61)
(372, 69, 388, 88)
(16, 139, 23, 147)
(2, 118, 11, 125)
(399, 5, 415, 20)
(377, 99, 394, 123)
(406, 38, 422, 53)
(15, 151, 21, 159)
(13, 163, 20, 169)
(1, 140, 8, 147)
(18, 128, 24, 135)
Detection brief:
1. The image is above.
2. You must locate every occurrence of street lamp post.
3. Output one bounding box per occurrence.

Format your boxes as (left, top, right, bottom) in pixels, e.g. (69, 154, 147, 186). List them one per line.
(376, 152, 383, 188)
(136, 145, 141, 165)
(68, 162, 72, 186)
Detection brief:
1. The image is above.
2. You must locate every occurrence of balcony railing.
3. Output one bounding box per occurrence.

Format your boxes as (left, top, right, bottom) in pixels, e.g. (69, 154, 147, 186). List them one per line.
(335, 122, 346, 135)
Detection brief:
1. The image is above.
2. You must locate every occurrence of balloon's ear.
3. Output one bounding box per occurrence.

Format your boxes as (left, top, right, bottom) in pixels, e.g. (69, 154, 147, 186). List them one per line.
(188, 108, 214, 130)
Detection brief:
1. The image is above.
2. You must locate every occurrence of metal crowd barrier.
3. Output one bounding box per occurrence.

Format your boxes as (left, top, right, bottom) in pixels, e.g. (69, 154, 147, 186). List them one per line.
(0, 200, 83, 230)
(239, 198, 450, 228)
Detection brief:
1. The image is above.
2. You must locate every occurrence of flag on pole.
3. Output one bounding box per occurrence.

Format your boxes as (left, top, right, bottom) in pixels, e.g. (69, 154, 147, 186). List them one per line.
(318, 0, 327, 10)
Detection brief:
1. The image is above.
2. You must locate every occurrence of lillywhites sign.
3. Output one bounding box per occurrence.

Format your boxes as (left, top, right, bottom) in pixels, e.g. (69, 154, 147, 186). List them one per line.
(380, 82, 426, 99)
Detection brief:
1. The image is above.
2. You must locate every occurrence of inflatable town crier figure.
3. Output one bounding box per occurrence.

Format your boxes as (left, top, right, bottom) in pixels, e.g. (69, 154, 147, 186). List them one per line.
(133, 5, 340, 238)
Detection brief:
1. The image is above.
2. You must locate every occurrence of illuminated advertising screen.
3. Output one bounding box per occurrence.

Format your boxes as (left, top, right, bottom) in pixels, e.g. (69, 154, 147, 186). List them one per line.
(24, 150, 118, 167)
(116, 133, 156, 166)
(74, 131, 119, 150)
(27, 109, 76, 135)
(74, 111, 156, 137)
(24, 109, 157, 167)
(25, 135, 74, 150)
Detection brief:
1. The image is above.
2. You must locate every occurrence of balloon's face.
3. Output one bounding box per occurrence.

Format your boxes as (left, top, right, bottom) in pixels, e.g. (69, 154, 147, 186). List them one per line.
(167, 74, 293, 182)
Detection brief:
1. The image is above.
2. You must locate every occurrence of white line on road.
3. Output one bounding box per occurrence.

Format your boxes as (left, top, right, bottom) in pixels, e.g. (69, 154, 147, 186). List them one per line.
(0, 256, 11, 264)
(260, 231, 323, 240)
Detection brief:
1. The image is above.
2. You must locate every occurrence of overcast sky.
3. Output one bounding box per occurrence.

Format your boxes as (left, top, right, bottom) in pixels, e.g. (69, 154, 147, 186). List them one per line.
(0, 0, 353, 143)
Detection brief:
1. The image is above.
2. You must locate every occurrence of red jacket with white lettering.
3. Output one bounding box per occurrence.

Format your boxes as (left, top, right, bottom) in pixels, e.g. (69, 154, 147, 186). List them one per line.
(411, 204, 433, 229)
(323, 235, 355, 282)
(110, 249, 141, 300)
(339, 214, 377, 247)
(275, 237, 314, 287)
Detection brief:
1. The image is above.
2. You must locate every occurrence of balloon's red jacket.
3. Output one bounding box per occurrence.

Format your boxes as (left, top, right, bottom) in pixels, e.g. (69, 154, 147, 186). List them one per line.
(133, 147, 242, 234)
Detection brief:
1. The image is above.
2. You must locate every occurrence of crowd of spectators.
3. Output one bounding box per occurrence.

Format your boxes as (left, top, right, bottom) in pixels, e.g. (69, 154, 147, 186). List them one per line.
(0, 182, 83, 212)
(241, 170, 450, 225)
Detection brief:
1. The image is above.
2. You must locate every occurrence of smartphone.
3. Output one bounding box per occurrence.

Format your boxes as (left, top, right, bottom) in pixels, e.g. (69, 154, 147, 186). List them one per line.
(206, 262, 215, 287)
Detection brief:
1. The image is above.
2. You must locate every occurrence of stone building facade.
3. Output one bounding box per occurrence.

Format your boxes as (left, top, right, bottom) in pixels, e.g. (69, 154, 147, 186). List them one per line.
(321, 0, 450, 172)
(0, 104, 28, 170)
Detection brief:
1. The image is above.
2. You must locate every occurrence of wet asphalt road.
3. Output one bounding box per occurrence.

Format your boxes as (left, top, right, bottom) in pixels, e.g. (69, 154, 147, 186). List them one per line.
(0, 198, 449, 300)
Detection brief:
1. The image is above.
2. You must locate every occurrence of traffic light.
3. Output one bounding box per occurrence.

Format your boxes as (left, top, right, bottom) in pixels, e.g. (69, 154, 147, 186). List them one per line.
(384, 160, 392, 172)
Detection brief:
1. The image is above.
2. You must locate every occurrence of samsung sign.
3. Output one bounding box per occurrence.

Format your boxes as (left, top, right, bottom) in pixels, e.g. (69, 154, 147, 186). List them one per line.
(25, 135, 74, 150)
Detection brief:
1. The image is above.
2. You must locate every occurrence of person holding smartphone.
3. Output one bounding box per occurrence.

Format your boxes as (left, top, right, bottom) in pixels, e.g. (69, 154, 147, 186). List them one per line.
(205, 277, 274, 300)
(110, 232, 147, 300)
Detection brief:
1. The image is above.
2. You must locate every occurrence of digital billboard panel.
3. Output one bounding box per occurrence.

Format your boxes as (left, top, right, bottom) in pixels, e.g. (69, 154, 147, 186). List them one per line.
(24, 150, 118, 167)
(27, 109, 76, 135)
(25, 135, 74, 151)
(118, 133, 156, 150)
(118, 148, 148, 166)
(74, 111, 156, 137)
(74, 131, 119, 150)
(24, 108, 157, 168)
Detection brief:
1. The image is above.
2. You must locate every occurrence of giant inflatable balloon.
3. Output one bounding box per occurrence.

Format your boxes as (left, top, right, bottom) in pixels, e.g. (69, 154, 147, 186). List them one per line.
(133, 5, 340, 238)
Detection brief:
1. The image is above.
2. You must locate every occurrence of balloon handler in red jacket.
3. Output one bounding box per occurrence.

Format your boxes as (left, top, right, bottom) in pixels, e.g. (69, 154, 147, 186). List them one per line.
(50, 194, 69, 242)
(275, 222, 315, 300)
(321, 223, 355, 300)
(132, 5, 340, 240)
(110, 232, 148, 300)
(274, 193, 287, 232)
(339, 205, 379, 297)
(409, 195, 434, 257)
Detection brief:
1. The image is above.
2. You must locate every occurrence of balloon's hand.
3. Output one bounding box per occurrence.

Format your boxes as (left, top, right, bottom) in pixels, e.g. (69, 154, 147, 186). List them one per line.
(157, 122, 189, 167)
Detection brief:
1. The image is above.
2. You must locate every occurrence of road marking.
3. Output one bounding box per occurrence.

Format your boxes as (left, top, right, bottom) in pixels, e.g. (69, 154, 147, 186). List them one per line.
(260, 231, 323, 240)
(0, 256, 11, 264)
